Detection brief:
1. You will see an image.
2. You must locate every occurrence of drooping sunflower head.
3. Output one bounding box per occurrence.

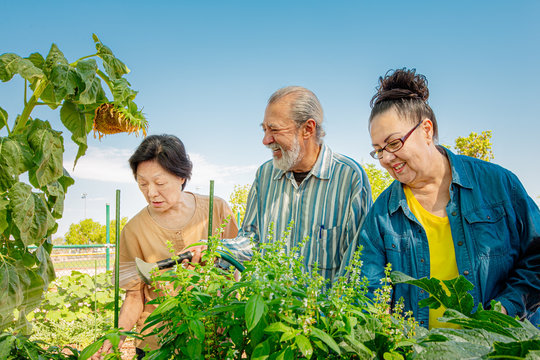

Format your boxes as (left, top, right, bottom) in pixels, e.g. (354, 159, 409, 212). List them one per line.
(93, 102, 148, 139)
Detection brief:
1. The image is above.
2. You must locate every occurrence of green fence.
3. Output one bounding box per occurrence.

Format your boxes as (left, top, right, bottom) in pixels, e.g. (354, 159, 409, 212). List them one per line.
(44, 244, 116, 277)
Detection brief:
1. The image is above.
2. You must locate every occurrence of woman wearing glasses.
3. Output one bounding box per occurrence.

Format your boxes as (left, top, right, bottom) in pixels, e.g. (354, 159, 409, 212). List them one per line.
(359, 68, 540, 329)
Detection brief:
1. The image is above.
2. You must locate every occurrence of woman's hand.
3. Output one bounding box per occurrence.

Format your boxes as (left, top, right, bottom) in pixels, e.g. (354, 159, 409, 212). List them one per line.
(182, 244, 207, 266)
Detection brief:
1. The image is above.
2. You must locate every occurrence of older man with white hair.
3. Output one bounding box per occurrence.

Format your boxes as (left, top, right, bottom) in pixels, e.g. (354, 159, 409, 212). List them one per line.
(223, 86, 372, 282)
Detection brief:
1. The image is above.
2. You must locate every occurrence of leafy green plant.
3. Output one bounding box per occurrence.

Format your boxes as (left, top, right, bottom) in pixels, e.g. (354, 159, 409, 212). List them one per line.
(144, 223, 416, 359)
(0, 34, 146, 333)
(391, 271, 540, 359)
(28, 271, 123, 349)
(0, 332, 78, 360)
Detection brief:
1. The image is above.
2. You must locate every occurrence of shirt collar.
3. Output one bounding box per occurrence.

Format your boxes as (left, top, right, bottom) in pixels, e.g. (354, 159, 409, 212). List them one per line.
(272, 144, 332, 181)
(388, 146, 473, 215)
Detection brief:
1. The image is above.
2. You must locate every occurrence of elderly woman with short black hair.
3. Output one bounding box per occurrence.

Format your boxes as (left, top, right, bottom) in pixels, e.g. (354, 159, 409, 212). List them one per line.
(360, 68, 540, 329)
(92, 134, 238, 359)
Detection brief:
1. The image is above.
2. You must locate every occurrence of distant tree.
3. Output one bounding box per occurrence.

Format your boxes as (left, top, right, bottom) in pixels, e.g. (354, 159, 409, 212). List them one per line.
(108, 217, 129, 244)
(64, 217, 128, 245)
(364, 163, 394, 201)
(229, 184, 251, 226)
(453, 130, 494, 162)
(64, 219, 105, 245)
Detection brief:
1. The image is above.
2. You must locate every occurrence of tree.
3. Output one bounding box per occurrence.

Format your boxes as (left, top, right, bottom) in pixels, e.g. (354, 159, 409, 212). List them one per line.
(229, 184, 251, 226)
(64, 217, 128, 245)
(364, 163, 394, 201)
(453, 130, 494, 162)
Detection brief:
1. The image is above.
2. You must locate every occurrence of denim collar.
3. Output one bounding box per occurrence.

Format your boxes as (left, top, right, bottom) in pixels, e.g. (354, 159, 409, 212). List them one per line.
(388, 147, 474, 215)
(272, 144, 331, 181)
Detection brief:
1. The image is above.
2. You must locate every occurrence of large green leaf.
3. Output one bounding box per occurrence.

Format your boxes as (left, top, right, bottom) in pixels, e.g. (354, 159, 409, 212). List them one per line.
(60, 101, 91, 166)
(93, 34, 129, 79)
(43, 44, 68, 76)
(35, 243, 55, 287)
(0, 262, 24, 326)
(189, 318, 205, 341)
(0, 137, 33, 191)
(8, 182, 50, 246)
(0, 53, 44, 82)
(75, 59, 104, 105)
(295, 334, 313, 359)
(251, 339, 271, 360)
(0, 197, 9, 234)
(78, 338, 104, 360)
(45, 180, 66, 219)
(390, 271, 475, 316)
(310, 327, 341, 355)
(27, 121, 63, 188)
(110, 78, 137, 104)
(0, 106, 7, 131)
(26, 53, 45, 69)
(50, 64, 80, 100)
(246, 294, 266, 332)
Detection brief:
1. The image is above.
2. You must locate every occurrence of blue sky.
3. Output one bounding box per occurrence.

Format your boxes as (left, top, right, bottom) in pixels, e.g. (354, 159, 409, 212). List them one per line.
(1, 0, 539, 238)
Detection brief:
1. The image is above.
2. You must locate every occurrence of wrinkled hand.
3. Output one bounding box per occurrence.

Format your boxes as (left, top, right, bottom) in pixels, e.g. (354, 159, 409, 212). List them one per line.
(90, 339, 121, 360)
(181, 244, 207, 267)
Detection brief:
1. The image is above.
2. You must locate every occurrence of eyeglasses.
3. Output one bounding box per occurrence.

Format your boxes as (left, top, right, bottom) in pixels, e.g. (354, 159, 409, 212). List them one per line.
(370, 121, 423, 159)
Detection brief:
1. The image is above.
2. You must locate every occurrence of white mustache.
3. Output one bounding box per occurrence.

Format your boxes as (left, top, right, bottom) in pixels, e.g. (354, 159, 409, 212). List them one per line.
(267, 144, 281, 151)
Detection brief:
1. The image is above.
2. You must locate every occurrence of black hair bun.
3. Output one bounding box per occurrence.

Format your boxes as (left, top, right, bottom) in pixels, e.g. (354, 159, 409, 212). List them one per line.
(370, 68, 429, 107)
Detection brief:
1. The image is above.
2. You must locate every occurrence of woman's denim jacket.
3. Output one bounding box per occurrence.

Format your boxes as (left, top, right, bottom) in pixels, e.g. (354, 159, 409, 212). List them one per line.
(359, 148, 540, 327)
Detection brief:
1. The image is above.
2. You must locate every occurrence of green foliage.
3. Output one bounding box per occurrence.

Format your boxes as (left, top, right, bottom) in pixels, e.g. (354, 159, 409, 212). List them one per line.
(144, 223, 417, 359)
(453, 130, 494, 162)
(229, 184, 251, 226)
(364, 163, 394, 200)
(392, 271, 540, 359)
(28, 271, 122, 349)
(64, 217, 128, 245)
(0, 332, 79, 359)
(0, 35, 145, 333)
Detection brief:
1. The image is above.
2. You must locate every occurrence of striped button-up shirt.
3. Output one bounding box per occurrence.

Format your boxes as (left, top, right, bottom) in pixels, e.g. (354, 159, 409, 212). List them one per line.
(222, 144, 372, 283)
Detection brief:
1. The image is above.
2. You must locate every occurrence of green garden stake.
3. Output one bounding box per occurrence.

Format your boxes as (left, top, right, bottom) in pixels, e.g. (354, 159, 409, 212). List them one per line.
(114, 190, 121, 329)
(106, 203, 110, 272)
(208, 180, 214, 238)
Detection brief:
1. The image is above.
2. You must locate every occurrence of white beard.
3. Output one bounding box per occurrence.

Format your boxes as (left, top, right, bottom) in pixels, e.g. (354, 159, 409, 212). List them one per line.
(268, 136, 301, 171)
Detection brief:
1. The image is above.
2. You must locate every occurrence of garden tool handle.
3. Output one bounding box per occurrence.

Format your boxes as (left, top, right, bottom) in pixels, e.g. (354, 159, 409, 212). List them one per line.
(156, 251, 193, 270)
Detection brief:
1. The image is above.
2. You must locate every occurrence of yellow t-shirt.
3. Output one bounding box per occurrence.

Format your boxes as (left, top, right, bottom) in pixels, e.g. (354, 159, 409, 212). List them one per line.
(403, 186, 460, 329)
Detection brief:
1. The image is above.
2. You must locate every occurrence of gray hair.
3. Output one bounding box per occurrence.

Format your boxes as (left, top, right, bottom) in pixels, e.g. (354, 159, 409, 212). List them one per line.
(268, 86, 326, 144)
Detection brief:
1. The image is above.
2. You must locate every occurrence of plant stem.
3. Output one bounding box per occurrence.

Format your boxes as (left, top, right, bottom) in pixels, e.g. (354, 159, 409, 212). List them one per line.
(69, 53, 98, 67)
(12, 79, 49, 134)
(24, 80, 27, 106)
(96, 69, 112, 92)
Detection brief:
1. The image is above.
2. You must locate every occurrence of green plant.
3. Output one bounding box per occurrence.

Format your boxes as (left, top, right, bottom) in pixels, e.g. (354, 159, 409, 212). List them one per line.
(0, 34, 146, 333)
(0, 332, 79, 359)
(144, 223, 416, 359)
(391, 271, 540, 359)
(28, 271, 122, 348)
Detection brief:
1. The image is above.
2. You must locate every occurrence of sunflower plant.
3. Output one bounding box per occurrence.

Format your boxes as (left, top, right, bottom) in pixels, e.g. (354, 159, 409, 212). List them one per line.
(0, 34, 146, 334)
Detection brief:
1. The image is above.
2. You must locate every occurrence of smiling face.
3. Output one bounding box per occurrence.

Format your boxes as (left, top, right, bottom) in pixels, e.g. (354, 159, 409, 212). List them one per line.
(261, 96, 305, 171)
(370, 108, 434, 186)
(136, 160, 185, 213)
